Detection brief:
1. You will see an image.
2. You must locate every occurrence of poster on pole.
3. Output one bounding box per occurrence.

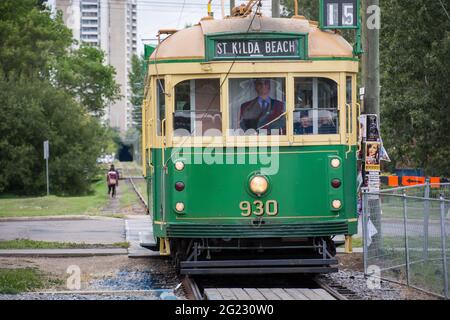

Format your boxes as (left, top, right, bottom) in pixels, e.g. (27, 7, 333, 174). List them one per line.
(365, 141, 381, 171)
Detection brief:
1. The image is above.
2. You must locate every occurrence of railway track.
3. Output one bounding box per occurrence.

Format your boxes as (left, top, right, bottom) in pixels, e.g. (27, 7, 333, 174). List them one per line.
(180, 274, 360, 300)
(121, 164, 148, 210)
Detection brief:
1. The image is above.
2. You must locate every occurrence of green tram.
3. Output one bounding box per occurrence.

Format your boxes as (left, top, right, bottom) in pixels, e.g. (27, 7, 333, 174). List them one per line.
(141, 12, 359, 275)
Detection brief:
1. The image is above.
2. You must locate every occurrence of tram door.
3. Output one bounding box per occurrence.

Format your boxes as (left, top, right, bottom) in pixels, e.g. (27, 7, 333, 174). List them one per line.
(154, 78, 166, 220)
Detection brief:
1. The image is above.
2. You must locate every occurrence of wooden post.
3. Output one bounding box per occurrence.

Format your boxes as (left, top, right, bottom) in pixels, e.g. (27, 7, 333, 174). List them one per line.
(345, 235, 353, 253)
(272, 0, 280, 18)
(361, 0, 380, 117)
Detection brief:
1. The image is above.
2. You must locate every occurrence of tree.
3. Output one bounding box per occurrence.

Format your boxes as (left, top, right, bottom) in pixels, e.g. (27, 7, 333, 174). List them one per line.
(0, 76, 104, 195)
(280, 0, 319, 19)
(379, 0, 450, 176)
(128, 54, 146, 131)
(0, 0, 72, 78)
(0, 0, 122, 195)
(54, 45, 121, 117)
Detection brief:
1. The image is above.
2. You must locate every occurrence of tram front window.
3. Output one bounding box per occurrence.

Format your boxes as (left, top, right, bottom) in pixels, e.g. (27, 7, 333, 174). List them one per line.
(228, 78, 286, 135)
(294, 77, 338, 135)
(174, 79, 222, 136)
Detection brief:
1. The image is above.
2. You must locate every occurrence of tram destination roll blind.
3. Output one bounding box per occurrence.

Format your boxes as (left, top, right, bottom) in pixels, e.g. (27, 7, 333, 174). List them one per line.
(214, 38, 299, 59)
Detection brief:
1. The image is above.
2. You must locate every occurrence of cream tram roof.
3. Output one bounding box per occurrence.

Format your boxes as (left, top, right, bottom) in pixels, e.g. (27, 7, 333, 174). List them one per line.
(150, 16, 353, 61)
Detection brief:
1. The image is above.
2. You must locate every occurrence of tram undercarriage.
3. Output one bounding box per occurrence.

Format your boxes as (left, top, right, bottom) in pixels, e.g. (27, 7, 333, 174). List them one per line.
(167, 237, 338, 275)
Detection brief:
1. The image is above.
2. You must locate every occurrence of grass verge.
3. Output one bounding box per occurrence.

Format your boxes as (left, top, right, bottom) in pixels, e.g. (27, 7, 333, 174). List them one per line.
(0, 239, 129, 250)
(0, 268, 62, 294)
(0, 180, 109, 218)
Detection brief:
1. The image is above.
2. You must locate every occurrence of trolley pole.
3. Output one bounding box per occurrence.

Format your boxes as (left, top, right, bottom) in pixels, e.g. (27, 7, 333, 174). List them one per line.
(272, 0, 280, 18)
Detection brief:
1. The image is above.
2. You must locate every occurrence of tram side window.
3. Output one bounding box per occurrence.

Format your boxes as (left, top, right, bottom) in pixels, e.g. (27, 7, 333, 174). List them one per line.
(228, 78, 286, 135)
(173, 79, 221, 136)
(156, 79, 165, 136)
(294, 77, 338, 135)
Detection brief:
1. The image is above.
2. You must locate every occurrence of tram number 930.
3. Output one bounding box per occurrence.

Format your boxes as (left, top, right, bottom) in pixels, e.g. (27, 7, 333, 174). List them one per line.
(239, 200, 278, 217)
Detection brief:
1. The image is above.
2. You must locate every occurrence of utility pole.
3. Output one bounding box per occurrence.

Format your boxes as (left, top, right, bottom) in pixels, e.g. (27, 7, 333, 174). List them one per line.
(272, 0, 280, 18)
(230, 0, 235, 15)
(361, 0, 380, 117)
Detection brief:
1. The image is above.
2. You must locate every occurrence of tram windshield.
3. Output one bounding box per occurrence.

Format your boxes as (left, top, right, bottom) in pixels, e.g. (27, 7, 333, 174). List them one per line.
(228, 77, 286, 136)
(293, 77, 338, 135)
(173, 78, 222, 136)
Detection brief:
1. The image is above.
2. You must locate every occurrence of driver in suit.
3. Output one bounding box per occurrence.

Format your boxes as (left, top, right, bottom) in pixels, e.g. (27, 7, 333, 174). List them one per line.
(239, 78, 286, 134)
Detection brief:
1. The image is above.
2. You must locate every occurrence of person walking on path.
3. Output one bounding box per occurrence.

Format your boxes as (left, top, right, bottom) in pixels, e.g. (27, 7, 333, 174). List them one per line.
(107, 165, 119, 198)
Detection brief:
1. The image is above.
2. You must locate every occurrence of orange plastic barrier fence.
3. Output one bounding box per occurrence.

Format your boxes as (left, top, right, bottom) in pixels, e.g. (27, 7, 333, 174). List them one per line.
(402, 176, 426, 186)
(388, 176, 399, 187)
(385, 176, 441, 187)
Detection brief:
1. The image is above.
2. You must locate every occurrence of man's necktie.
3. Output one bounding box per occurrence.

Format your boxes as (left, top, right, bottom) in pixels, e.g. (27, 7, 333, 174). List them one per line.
(262, 100, 269, 114)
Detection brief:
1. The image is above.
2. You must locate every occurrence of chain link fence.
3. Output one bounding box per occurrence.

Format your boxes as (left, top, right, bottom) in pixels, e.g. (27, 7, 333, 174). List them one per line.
(362, 182, 450, 299)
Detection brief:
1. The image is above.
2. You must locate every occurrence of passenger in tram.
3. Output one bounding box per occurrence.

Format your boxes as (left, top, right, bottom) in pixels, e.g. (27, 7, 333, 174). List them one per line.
(294, 111, 313, 135)
(318, 110, 337, 134)
(239, 78, 286, 134)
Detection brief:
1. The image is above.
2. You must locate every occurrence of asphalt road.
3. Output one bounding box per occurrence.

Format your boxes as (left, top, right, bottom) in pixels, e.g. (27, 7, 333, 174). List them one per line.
(0, 218, 125, 244)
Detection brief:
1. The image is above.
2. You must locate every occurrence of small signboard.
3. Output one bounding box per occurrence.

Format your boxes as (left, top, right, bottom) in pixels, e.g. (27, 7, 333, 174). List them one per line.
(43, 140, 49, 159)
(320, 0, 359, 29)
(206, 33, 307, 61)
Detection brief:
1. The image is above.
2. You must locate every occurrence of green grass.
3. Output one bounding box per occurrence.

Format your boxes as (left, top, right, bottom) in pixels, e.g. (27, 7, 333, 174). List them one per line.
(133, 179, 148, 201)
(0, 180, 109, 218)
(118, 181, 136, 208)
(378, 253, 449, 296)
(0, 239, 129, 250)
(351, 237, 362, 248)
(0, 268, 61, 294)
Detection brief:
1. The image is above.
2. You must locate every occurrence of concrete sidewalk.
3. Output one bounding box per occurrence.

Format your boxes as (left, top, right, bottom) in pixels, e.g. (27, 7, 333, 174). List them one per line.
(0, 248, 127, 257)
(0, 217, 125, 244)
(125, 215, 159, 257)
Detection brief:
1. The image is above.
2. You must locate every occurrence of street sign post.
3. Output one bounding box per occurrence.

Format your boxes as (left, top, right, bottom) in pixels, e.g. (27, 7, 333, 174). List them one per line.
(44, 140, 49, 196)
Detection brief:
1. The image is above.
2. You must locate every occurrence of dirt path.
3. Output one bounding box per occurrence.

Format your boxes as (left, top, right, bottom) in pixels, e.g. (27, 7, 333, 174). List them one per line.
(101, 179, 146, 216)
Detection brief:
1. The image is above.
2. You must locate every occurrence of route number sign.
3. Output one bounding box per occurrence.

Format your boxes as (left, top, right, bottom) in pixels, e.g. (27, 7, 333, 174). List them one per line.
(320, 0, 359, 29)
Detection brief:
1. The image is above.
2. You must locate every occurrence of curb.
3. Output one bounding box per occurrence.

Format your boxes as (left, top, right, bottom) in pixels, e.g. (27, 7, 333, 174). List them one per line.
(337, 247, 363, 253)
(0, 215, 123, 222)
(0, 248, 128, 257)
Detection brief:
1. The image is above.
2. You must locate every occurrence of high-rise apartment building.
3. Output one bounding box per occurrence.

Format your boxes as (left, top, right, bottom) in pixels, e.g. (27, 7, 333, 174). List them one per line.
(53, 0, 137, 134)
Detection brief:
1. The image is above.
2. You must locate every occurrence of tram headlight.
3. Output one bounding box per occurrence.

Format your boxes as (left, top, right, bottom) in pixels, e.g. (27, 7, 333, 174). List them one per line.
(175, 161, 185, 171)
(249, 175, 269, 196)
(332, 200, 342, 209)
(331, 158, 341, 168)
(175, 202, 185, 212)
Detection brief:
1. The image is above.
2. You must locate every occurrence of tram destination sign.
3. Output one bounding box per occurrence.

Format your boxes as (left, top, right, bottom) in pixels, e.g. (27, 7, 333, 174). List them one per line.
(206, 34, 307, 61)
(215, 39, 299, 58)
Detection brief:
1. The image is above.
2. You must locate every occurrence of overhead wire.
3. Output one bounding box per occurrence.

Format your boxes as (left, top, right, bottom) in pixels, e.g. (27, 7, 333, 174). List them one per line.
(176, 0, 187, 29)
(437, 0, 450, 21)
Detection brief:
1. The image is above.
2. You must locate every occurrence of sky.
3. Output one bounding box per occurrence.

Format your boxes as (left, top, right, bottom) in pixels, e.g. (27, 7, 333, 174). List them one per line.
(46, 0, 274, 55)
(136, 0, 273, 54)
